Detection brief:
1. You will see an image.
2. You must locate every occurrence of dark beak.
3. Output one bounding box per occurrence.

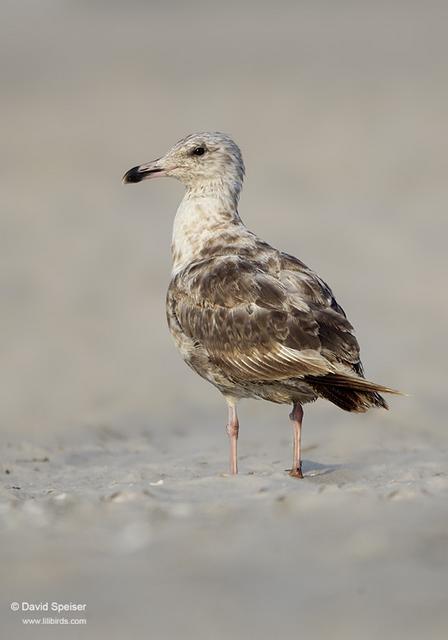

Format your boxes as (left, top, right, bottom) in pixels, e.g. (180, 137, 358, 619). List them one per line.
(122, 159, 166, 184)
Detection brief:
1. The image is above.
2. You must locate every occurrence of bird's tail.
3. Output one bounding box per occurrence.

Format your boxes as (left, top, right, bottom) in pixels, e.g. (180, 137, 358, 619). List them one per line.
(305, 372, 402, 413)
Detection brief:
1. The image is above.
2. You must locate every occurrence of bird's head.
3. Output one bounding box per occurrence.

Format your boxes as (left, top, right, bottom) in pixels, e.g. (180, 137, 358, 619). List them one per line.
(123, 132, 245, 203)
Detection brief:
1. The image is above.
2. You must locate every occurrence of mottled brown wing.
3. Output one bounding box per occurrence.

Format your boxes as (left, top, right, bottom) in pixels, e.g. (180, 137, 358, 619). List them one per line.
(278, 252, 363, 372)
(168, 254, 359, 383)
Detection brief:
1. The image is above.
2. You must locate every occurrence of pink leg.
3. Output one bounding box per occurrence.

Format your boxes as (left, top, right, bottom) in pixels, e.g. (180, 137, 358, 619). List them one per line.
(226, 401, 239, 475)
(289, 402, 304, 478)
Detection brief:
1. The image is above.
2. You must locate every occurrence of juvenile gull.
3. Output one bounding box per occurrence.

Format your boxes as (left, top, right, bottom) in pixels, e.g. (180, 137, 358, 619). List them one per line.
(123, 132, 400, 477)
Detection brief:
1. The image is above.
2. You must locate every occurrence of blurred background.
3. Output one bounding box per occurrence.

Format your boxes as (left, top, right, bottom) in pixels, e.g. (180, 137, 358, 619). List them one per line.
(1, 1, 448, 638)
(2, 0, 447, 441)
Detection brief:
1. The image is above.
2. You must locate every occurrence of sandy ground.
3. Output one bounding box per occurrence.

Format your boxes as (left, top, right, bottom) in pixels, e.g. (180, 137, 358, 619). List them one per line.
(1, 1, 448, 638)
(1, 422, 447, 639)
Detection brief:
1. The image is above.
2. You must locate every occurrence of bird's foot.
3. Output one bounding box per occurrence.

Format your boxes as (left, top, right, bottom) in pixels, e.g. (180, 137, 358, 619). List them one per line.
(288, 466, 304, 479)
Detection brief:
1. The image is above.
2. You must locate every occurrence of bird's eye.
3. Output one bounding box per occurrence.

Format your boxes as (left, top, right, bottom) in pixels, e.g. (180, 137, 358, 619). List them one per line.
(192, 146, 206, 156)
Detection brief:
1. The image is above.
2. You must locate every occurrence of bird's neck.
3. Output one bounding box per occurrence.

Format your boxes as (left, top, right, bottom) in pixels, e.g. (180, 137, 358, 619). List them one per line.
(184, 176, 242, 208)
(171, 188, 247, 274)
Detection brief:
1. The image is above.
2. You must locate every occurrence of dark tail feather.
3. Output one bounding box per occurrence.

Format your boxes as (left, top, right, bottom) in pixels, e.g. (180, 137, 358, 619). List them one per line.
(306, 372, 402, 413)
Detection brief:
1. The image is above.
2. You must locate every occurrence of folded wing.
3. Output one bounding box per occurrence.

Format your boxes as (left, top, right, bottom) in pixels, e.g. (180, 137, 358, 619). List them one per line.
(168, 251, 365, 384)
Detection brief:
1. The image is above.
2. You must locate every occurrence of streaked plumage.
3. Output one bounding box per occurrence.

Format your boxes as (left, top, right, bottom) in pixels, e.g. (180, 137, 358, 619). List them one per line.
(124, 132, 399, 477)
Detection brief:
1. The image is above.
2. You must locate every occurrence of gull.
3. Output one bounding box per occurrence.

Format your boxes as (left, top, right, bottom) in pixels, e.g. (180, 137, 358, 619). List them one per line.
(123, 132, 399, 478)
